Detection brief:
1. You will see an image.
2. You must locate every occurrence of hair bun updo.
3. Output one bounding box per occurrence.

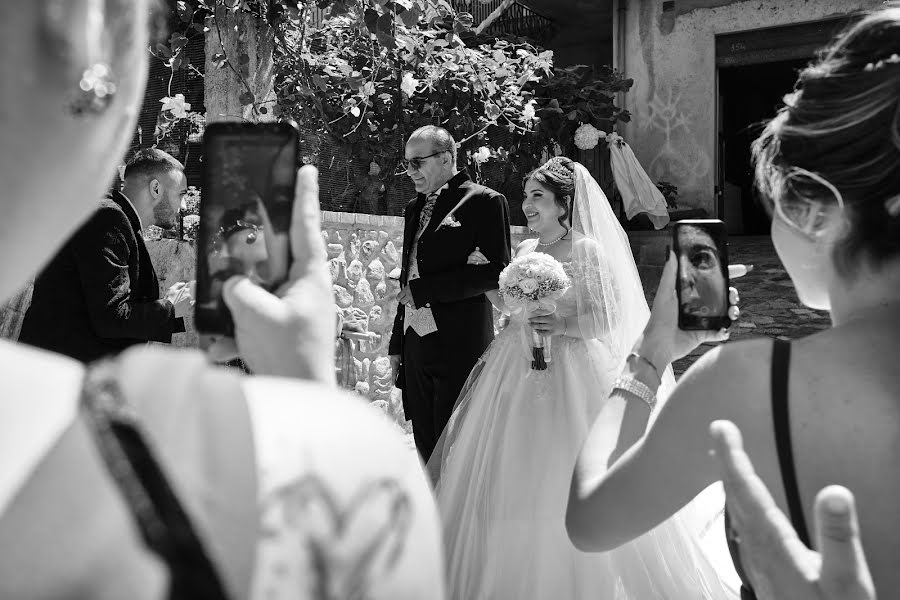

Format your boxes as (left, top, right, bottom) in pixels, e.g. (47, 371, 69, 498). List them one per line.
(752, 4, 900, 274)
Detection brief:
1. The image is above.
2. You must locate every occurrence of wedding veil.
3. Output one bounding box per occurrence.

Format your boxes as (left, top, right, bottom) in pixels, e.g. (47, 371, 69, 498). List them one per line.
(570, 162, 649, 364)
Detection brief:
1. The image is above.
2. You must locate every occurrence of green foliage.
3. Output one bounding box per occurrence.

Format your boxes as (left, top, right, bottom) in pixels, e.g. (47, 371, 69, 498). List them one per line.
(155, 0, 633, 210)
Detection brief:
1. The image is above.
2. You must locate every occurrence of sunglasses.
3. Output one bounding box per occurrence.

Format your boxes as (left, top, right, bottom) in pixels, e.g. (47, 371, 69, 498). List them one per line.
(771, 167, 844, 237)
(400, 151, 445, 172)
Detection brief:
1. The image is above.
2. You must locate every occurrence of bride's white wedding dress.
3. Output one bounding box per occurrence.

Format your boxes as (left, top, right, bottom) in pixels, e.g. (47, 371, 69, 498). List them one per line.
(429, 162, 736, 600)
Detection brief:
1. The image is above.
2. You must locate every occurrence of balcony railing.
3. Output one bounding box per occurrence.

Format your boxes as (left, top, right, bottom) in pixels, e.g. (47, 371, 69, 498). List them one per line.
(453, 0, 555, 44)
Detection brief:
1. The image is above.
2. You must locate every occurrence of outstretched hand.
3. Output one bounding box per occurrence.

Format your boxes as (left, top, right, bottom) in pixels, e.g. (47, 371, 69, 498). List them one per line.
(710, 420, 876, 600)
(207, 166, 335, 384)
(637, 251, 740, 369)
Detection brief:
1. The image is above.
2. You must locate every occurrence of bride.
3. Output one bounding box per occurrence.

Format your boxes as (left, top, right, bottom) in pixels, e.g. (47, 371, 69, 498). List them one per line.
(428, 156, 735, 599)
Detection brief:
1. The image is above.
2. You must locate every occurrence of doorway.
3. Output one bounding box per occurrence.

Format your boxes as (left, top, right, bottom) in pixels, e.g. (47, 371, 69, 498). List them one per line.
(717, 59, 807, 235)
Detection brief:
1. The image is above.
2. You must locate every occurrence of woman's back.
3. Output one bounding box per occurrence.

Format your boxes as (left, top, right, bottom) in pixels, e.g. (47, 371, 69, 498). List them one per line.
(729, 316, 900, 591)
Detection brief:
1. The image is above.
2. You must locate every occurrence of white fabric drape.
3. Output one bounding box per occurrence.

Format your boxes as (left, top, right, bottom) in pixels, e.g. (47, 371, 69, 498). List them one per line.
(608, 139, 671, 230)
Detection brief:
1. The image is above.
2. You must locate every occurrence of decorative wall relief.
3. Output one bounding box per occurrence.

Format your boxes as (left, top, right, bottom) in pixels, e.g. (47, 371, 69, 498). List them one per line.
(643, 88, 711, 194)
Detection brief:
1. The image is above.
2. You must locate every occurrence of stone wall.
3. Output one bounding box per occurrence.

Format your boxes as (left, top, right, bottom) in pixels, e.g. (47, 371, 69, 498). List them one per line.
(0, 212, 671, 430)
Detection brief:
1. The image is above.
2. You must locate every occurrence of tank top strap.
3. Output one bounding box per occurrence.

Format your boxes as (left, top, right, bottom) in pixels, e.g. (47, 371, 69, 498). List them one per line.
(771, 338, 811, 547)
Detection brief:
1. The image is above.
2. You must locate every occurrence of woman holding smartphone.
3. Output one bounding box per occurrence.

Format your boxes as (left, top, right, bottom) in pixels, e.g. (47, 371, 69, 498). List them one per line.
(566, 7, 900, 597)
(0, 2, 444, 599)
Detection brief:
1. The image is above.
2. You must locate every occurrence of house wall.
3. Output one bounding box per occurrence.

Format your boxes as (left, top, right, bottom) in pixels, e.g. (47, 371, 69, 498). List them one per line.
(619, 0, 882, 214)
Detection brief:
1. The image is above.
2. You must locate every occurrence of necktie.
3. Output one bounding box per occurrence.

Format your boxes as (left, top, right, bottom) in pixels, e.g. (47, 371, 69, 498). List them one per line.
(415, 190, 440, 239)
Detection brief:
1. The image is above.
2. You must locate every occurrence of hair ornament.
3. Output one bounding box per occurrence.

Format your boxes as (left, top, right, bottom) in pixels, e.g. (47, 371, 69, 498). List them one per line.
(864, 53, 900, 72)
(542, 157, 574, 181)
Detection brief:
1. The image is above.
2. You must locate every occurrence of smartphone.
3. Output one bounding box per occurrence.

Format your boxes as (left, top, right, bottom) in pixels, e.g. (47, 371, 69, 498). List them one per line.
(195, 122, 299, 335)
(673, 219, 731, 331)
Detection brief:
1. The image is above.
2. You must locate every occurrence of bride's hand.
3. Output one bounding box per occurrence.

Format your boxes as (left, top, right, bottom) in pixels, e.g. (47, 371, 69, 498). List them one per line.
(528, 309, 565, 337)
(637, 251, 740, 369)
(467, 247, 490, 265)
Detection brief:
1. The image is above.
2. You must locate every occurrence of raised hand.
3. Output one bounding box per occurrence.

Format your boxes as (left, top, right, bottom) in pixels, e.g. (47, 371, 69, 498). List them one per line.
(637, 251, 740, 369)
(165, 281, 194, 318)
(710, 420, 876, 600)
(208, 166, 335, 384)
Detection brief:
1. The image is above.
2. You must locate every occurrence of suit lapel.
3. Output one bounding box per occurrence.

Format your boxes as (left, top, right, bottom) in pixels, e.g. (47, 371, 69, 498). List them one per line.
(110, 191, 160, 301)
(423, 187, 462, 237)
(420, 172, 473, 238)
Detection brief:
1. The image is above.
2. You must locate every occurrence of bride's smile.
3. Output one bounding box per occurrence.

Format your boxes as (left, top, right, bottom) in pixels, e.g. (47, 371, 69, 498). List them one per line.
(523, 179, 568, 238)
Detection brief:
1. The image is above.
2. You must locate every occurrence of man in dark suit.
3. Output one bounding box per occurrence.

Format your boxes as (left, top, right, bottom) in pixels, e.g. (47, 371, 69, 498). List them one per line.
(19, 149, 192, 363)
(389, 126, 511, 462)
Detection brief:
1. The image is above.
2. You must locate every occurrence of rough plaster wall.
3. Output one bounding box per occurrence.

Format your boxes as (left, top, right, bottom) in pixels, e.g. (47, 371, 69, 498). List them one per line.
(622, 0, 882, 213)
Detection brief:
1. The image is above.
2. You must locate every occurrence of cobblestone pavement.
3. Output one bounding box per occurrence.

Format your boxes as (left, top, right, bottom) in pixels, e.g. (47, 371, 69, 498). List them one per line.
(672, 236, 832, 377)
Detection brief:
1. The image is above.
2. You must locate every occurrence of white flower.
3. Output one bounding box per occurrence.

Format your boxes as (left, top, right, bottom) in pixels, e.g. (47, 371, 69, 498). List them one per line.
(519, 278, 538, 293)
(400, 72, 419, 98)
(605, 132, 624, 146)
(522, 99, 536, 121)
(160, 94, 191, 119)
(499, 252, 571, 309)
(573, 123, 602, 150)
(473, 146, 492, 164)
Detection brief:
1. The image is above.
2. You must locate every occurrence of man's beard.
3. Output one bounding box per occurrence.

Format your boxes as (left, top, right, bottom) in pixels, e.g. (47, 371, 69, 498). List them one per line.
(153, 199, 177, 229)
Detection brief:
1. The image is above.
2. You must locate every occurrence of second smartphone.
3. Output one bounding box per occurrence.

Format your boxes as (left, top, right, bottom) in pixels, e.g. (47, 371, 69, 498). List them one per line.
(673, 219, 731, 331)
(195, 121, 299, 336)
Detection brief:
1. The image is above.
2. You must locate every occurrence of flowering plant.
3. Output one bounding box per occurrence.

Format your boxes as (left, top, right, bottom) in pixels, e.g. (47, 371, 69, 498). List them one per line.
(499, 252, 571, 370)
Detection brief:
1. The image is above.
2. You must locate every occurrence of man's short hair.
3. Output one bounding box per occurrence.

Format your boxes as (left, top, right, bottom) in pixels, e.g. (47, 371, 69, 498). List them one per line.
(123, 148, 184, 181)
(408, 125, 457, 166)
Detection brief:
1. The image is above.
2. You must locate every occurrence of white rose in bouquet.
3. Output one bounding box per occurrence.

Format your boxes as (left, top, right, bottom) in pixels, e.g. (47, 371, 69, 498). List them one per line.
(498, 252, 571, 370)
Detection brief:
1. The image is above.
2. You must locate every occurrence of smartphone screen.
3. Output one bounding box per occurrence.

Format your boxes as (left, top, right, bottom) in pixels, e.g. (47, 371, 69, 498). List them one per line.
(674, 219, 731, 331)
(195, 122, 298, 335)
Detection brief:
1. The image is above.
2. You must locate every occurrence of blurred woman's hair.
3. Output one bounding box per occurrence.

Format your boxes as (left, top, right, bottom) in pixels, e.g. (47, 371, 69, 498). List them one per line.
(753, 5, 900, 274)
(525, 156, 576, 229)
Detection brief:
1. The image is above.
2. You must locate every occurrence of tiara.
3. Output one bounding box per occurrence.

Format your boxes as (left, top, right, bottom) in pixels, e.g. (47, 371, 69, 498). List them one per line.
(864, 53, 900, 72)
(541, 157, 573, 180)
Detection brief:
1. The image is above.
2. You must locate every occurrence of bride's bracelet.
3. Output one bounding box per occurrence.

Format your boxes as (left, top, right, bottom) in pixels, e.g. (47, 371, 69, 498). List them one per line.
(612, 376, 657, 411)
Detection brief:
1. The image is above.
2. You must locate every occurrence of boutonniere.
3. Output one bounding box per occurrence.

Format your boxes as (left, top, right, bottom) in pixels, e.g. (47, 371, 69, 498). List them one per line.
(438, 214, 462, 228)
(436, 189, 478, 231)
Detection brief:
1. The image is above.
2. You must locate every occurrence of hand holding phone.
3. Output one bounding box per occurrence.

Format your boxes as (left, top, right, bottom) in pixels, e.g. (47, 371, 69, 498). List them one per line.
(205, 166, 336, 382)
(196, 122, 299, 335)
(635, 239, 739, 373)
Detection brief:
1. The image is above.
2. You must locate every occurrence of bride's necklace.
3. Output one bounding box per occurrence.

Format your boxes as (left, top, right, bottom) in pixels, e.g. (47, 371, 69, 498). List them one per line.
(536, 228, 569, 247)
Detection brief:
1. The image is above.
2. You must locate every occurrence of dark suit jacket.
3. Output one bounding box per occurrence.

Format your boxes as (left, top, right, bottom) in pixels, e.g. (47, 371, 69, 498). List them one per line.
(389, 171, 511, 370)
(18, 191, 184, 363)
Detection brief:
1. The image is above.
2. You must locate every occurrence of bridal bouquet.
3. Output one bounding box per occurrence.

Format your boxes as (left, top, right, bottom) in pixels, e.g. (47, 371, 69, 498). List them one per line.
(499, 252, 571, 370)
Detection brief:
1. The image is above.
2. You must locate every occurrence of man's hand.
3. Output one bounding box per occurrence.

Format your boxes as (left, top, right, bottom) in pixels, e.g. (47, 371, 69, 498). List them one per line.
(165, 281, 194, 318)
(389, 354, 401, 385)
(207, 166, 335, 384)
(710, 420, 876, 600)
(397, 286, 418, 310)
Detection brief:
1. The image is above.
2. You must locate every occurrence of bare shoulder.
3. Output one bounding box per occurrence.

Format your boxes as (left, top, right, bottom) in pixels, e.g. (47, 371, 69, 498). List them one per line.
(668, 337, 773, 420)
